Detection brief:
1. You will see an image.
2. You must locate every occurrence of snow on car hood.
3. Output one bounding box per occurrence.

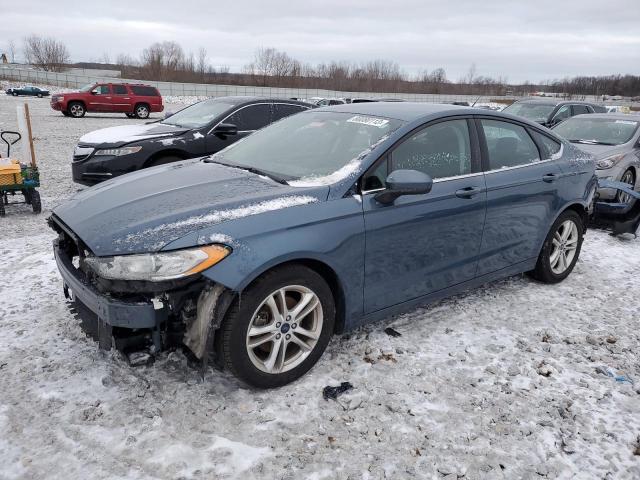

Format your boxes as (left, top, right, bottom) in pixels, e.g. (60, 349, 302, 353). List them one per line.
(78, 123, 189, 147)
(571, 143, 629, 160)
(52, 160, 325, 255)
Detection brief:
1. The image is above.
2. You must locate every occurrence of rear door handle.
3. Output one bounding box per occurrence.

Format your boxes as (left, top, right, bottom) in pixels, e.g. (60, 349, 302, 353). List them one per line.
(542, 173, 558, 183)
(455, 186, 482, 198)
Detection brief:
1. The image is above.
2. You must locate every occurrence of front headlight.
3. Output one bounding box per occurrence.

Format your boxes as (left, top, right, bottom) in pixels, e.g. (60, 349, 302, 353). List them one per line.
(84, 245, 230, 281)
(94, 146, 142, 157)
(596, 154, 625, 170)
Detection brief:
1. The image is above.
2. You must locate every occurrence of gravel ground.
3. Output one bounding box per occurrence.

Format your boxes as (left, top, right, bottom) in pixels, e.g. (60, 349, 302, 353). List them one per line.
(1, 94, 640, 480)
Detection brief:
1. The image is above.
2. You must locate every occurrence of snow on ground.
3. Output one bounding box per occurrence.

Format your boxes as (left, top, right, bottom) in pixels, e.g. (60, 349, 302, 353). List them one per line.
(1, 95, 640, 480)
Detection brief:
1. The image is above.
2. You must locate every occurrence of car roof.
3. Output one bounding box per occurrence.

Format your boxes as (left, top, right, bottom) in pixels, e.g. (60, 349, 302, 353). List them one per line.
(314, 102, 472, 121)
(210, 96, 313, 107)
(571, 113, 640, 121)
(512, 98, 596, 107)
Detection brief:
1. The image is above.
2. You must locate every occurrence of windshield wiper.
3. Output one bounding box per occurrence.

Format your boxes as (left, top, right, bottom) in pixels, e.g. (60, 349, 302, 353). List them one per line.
(570, 139, 616, 146)
(203, 158, 290, 185)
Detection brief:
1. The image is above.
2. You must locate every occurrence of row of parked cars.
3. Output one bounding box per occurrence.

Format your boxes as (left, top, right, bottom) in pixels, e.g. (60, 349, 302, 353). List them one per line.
(46, 82, 639, 388)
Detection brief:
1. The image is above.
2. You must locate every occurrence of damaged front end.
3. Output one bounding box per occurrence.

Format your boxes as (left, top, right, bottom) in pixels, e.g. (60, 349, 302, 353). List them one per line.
(591, 179, 640, 236)
(49, 214, 236, 365)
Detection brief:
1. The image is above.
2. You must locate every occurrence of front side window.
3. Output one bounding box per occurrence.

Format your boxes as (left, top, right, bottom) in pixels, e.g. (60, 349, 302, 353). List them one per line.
(272, 103, 307, 122)
(572, 105, 590, 115)
(390, 119, 472, 179)
(481, 119, 540, 169)
(227, 104, 272, 131)
(552, 105, 572, 122)
(214, 111, 404, 180)
(93, 85, 110, 95)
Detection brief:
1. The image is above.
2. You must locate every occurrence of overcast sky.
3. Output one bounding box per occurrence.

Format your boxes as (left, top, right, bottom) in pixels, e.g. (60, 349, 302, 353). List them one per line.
(3, 0, 639, 83)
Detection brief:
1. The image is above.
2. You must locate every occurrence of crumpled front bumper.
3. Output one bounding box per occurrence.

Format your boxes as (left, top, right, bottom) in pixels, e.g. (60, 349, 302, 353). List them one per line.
(54, 241, 168, 348)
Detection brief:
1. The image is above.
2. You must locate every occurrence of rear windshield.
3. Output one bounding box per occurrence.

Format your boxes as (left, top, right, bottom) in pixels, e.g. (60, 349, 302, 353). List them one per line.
(503, 102, 555, 122)
(130, 86, 160, 96)
(553, 117, 639, 146)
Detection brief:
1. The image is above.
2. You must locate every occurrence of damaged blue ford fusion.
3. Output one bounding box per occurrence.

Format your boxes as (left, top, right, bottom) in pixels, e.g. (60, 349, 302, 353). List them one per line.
(49, 102, 598, 388)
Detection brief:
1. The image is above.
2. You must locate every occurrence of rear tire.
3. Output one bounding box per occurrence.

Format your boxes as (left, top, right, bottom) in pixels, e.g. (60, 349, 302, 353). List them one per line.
(134, 104, 150, 119)
(12, 92, 17, 96)
(30, 190, 41, 214)
(37, 93, 43, 98)
(68, 102, 86, 118)
(217, 265, 335, 388)
(530, 210, 583, 284)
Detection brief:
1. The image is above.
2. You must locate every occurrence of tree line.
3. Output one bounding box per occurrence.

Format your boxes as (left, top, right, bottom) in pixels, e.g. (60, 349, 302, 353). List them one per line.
(7, 36, 640, 97)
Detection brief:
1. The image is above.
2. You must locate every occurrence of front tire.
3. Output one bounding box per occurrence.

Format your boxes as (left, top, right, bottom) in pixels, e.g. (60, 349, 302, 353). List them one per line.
(62, 111, 70, 117)
(218, 265, 335, 388)
(616, 168, 636, 204)
(68, 102, 86, 118)
(530, 210, 583, 284)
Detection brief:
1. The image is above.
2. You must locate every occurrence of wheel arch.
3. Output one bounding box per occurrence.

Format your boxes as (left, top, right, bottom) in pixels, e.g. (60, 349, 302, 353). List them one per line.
(226, 257, 347, 334)
(143, 149, 191, 167)
(68, 99, 86, 109)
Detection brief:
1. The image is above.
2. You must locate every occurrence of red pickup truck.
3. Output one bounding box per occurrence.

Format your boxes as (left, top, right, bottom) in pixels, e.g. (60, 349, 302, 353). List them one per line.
(50, 83, 164, 119)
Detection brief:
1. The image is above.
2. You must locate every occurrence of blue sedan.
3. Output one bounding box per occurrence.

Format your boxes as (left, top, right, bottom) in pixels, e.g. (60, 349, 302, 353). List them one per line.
(50, 103, 597, 388)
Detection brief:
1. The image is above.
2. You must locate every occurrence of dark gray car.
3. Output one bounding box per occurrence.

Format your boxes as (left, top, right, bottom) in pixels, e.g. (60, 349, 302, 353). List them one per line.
(71, 96, 311, 185)
(503, 98, 605, 128)
(553, 113, 640, 203)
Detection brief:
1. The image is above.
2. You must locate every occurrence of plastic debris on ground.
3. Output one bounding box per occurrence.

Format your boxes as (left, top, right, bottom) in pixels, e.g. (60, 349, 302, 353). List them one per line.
(322, 382, 354, 400)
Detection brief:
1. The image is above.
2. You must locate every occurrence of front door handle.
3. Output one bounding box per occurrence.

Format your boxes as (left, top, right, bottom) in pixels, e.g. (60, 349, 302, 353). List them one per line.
(455, 186, 482, 198)
(542, 173, 558, 183)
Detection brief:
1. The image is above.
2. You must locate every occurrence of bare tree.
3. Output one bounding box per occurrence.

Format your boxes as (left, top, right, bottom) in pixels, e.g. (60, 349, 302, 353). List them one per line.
(8, 40, 17, 63)
(197, 47, 208, 79)
(23, 35, 70, 71)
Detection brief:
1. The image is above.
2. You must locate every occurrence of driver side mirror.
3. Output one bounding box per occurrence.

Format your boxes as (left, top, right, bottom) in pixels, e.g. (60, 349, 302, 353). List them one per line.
(213, 123, 238, 138)
(374, 169, 433, 205)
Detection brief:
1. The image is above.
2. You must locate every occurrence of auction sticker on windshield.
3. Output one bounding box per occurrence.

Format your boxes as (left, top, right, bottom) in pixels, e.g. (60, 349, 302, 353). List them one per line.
(614, 120, 638, 125)
(347, 116, 390, 128)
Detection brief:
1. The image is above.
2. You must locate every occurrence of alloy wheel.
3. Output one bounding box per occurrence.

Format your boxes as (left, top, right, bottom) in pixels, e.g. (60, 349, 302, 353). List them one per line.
(616, 170, 635, 204)
(246, 285, 323, 374)
(136, 106, 149, 118)
(70, 104, 84, 117)
(549, 219, 579, 274)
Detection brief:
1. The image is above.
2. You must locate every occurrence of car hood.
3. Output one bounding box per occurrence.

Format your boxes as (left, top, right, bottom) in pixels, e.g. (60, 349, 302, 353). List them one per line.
(52, 160, 326, 255)
(78, 123, 190, 147)
(570, 143, 628, 160)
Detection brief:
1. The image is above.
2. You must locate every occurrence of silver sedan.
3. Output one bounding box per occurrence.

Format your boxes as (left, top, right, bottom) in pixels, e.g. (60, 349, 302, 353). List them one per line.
(553, 114, 640, 203)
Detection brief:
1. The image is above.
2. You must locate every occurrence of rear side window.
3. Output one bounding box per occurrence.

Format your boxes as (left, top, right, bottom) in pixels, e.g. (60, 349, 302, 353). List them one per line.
(112, 84, 127, 95)
(227, 104, 271, 131)
(572, 105, 590, 115)
(272, 103, 308, 122)
(481, 119, 540, 169)
(530, 130, 562, 159)
(130, 86, 159, 96)
(390, 119, 472, 179)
